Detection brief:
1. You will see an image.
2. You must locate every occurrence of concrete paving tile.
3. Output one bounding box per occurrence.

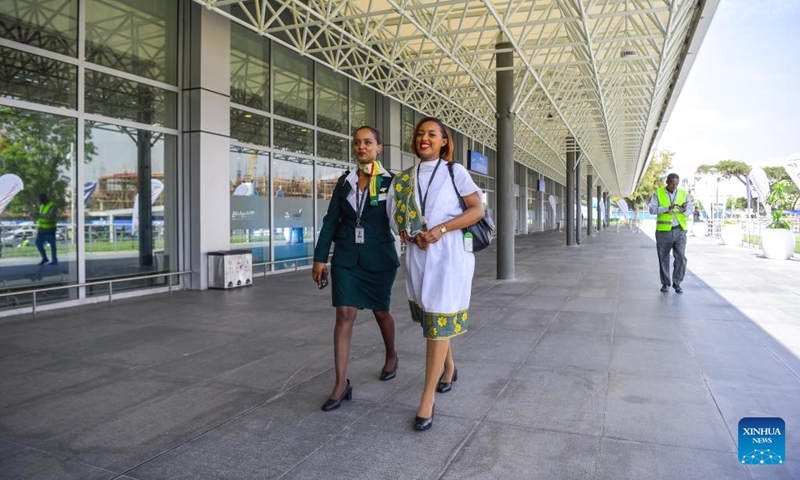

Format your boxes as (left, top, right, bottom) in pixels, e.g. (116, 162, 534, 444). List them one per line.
(486, 367, 607, 437)
(41, 381, 271, 472)
(706, 380, 800, 455)
(489, 307, 556, 331)
(509, 294, 568, 312)
(547, 311, 614, 336)
(613, 314, 684, 340)
(279, 405, 476, 480)
(0, 439, 24, 461)
(216, 343, 334, 392)
(561, 296, 617, 314)
(604, 373, 735, 452)
(0, 351, 74, 383)
(456, 328, 543, 365)
(442, 422, 599, 480)
(528, 285, 575, 297)
(595, 438, 748, 480)
(127, 392, 373, 480)
(0, 357, 127, 409)
(692, 341, 799, 386)
(526, 333, 612, 372)
(610, 337, 702, 380)
(0, 448, 116, 480)
(467, 292, 524, 308)
(0, 370, 195, 445)
(678, 319, 763, 347)
(385, 360, 517, 421)
(479, 283, 535, 296)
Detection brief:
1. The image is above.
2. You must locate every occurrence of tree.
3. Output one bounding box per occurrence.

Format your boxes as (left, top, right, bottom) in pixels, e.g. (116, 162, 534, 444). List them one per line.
(695, 160, 750, 186)
(0, 107, 94, 219)
(627, 150, 673, 214)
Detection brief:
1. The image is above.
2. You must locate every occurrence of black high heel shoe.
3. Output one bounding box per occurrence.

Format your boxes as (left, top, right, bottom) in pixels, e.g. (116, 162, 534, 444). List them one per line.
(321, 379, 352, 412)
(436, 367, 458, 393)
(414, 404, 435, 431)
(379, 354, 399, 381)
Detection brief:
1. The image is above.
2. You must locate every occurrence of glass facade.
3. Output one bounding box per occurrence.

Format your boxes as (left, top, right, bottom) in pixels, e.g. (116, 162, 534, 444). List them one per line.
(230, 148, 270, 275)
(0, 0, 178, 311)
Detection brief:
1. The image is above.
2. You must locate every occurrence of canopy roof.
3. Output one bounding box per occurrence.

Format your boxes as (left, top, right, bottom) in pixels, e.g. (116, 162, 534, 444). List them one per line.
(196, 0, 719, 195)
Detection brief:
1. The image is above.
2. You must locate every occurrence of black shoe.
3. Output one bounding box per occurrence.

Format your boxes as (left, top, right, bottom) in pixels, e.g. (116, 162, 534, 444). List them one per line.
(436, 367, 458, 393)
(380, 355, 398, 381)
(414, 404, 434, 431)
(660, 285, 669, 293)
(674, 286, 683, 294)
(321, 379, 352, 412)
(38, 258, 48, 266)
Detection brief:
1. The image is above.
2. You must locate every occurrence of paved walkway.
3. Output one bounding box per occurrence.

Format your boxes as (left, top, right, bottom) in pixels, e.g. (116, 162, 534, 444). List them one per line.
(0, 227, 798, 479)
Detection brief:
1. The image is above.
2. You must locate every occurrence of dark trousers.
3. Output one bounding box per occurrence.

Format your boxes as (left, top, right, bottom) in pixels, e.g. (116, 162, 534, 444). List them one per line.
(36, 232, 57, 262)
(655, 227, 686, 287)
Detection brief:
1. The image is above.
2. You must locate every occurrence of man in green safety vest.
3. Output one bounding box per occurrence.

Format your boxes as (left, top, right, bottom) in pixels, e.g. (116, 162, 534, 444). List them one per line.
(648, 173, 693, 294)
(31, 194, 58, 266)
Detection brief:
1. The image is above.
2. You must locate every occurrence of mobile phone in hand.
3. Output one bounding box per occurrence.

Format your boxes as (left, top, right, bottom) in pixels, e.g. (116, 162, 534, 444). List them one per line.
(318, 271, 329, 289)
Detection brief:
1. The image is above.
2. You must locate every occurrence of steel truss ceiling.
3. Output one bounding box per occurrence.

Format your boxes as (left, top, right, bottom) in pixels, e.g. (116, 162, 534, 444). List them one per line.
(195, 0, 715, 195)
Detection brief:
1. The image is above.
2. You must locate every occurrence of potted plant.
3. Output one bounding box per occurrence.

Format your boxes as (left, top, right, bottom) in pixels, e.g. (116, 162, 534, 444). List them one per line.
(720, 219, 741, 246)
(761, 209, 794, 259)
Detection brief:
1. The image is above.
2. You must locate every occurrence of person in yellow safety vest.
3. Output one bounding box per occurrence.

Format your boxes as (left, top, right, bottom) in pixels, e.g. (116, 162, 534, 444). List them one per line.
(31, 193, 58, 266)
(648, 173, 693, 294)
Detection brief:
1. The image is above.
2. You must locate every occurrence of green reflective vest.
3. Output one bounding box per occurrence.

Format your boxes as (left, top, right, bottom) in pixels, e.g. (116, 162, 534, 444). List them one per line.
(37, 202, 56, 230)
(656, 187, 687, 231)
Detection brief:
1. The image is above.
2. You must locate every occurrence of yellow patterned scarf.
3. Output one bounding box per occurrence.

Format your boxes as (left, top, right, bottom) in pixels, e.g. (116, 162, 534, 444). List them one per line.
(357, 160, 383, 206)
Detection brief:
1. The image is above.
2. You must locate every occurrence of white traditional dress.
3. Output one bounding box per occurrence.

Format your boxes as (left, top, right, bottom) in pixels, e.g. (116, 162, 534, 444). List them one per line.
(387, 159, 482, 340)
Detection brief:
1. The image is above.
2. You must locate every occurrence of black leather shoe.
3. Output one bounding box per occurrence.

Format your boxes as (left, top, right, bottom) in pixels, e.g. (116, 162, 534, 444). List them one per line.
(436, 367, 458, 393)
(379, 355, 398, 381)
(321, 379, 352, 412)
(660, 285, 669, 293)
(674, 286, 683, 294)
(414, 405, 434, 431)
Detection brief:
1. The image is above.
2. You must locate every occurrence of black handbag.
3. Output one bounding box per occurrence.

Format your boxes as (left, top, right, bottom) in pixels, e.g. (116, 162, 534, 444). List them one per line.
(446, 162, 495, 252)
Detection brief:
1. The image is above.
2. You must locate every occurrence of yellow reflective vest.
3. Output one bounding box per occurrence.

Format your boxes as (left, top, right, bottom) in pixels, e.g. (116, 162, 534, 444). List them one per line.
(37, 202, 56, 230)
(655, 187, 687, 231)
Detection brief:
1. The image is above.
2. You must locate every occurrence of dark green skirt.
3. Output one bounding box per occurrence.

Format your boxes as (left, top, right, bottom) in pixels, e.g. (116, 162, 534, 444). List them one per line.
(331, 264, 397, 311)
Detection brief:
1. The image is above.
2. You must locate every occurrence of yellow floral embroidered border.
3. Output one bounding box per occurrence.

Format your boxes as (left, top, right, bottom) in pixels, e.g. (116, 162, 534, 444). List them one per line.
(393, 167, 423, 234)
(408, 300, 469, 339)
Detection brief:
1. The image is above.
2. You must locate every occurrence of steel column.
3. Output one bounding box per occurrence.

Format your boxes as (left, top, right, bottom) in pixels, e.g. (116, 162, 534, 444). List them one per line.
(566, 137, 576, 246)
(496, 39, 515, 279)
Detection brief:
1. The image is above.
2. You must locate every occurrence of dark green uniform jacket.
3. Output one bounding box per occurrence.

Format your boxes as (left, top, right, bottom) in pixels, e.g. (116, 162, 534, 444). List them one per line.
(313, 173, 400, 272)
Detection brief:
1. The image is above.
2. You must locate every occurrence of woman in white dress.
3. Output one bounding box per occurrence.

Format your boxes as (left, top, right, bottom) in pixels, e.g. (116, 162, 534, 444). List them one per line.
(387, 117, 484, 431)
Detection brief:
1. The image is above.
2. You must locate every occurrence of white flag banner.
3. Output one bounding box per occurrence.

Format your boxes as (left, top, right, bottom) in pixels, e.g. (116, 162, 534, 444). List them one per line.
(133, 179, 165, 234)
(599, 199, 606, 218)
(784, 152, 800, 191)
(748, 166, 771, 215)
(233, 183, 253, 196)
(0, 174, 24, 216)
(548, 194, 557, 219)
(616, 199, 629, 221)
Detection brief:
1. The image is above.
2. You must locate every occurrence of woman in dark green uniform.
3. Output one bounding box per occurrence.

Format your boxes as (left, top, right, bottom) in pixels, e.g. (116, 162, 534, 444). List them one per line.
(312, 126, 400, 412)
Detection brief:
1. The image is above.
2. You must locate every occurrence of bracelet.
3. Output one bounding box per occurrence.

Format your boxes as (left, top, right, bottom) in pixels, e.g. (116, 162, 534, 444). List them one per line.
(439, 225, 447, 235)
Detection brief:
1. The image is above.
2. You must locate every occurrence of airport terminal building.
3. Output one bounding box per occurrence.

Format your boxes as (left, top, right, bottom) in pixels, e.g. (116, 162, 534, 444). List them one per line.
(0, 0, 715, 314)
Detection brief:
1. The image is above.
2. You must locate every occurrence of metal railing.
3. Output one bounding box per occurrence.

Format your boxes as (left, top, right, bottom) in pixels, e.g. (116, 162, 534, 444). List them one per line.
(0, 270, 191, 315)
(252, 256, 315, 277)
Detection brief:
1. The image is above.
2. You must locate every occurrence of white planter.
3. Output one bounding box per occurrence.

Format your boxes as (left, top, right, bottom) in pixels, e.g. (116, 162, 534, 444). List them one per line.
(691, 222, 707, 238)
(720, 224, 741, 246)
(761, 229, 795, 260)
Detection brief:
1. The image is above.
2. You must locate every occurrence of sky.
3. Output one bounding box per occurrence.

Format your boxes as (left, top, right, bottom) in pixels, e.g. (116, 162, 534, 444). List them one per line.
(656, 0, 800, 185)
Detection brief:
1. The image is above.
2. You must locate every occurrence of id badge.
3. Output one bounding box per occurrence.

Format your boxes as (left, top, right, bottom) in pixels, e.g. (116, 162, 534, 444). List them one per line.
(463, 232, 473, 252)
(355, 226, 365, 244)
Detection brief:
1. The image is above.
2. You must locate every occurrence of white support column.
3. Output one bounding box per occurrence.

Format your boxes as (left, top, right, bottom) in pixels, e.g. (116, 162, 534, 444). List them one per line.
(182, 3, 231, 289)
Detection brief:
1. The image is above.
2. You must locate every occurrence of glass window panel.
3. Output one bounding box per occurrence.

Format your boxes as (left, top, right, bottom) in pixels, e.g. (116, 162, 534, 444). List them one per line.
(349, 81, 375, 131)
(273, 155, 313, 271)
(85, 70, 177, 128)
(85, 0, 178, 85)
(273, 44, 313, 123)
(316, 161, 349, 248)
(230, 23, 269, 110)
(273, 119, 313, 155)
(317, 132, 348, 162)
(0, 106, 78, 305)
(230, 108, 269, 147)
(401, 106, 414, 153)
(230, 148, 270, 274)
(0, 46, 77, 109)
(0, 0, 78, 56)
(83, 122, 176, 291)
(316, 66, 347, 134)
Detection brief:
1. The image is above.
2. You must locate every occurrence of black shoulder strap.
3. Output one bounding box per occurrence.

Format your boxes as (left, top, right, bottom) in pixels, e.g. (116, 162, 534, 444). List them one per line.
(447, 162, 468, 212)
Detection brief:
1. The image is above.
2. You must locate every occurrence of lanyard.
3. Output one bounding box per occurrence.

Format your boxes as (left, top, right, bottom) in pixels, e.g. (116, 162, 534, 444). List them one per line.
(355, 185, 368, 226)
(416, 159, 442, 218)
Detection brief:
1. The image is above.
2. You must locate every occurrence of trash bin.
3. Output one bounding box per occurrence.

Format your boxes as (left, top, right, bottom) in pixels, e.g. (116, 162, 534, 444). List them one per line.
(207, 250, 252, 289)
